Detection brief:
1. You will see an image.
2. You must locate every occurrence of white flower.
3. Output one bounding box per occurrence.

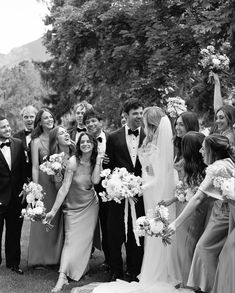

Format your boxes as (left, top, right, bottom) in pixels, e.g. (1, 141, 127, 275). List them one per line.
(221, 178, 235, 200)
(136, 216, 149, 227)
(157, 205, 169, 220)
(33, 206, 44, 215)
(100, 168, 111, 177)
(21, 209, 26, 216)
(51, 161, 62, 171)
(26, 193, 35, 204)
(149, 219, 164, 234)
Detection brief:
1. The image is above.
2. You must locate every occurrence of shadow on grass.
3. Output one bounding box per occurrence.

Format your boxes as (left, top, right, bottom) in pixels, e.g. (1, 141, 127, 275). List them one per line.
(0, 219, 107, 293)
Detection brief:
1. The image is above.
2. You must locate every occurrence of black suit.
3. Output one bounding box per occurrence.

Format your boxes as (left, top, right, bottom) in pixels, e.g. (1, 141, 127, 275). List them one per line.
(13, 129, 32, 180)
(104, 126, 145, 277)
(0, 137, 27, 267)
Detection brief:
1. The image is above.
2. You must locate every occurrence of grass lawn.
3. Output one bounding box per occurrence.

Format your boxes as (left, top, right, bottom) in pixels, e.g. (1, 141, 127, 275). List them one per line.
(0, 219, 109, 293)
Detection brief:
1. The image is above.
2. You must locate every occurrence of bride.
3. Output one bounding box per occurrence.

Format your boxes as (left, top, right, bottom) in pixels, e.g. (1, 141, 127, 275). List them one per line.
(73, 106, 192, 293)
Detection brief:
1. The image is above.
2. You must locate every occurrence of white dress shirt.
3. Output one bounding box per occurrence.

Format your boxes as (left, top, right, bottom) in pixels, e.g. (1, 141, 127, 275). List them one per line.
(0, 140, 11, 169)
(125, 125, 140, 166)
(97, 130, 107, 156)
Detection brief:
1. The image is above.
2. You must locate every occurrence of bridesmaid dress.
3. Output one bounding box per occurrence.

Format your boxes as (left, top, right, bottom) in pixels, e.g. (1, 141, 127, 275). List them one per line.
(59, 160, 99, 281)
(212, 205, 235, 293)
(187, 158, 233, 292)
(28, 138, 64, 266)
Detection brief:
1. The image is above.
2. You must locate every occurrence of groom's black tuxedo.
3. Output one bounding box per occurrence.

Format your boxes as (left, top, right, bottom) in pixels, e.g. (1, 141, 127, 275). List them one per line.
(104, 126, 145, 278)
(13, 129, 32, 180)
(0, 137, 27, 267)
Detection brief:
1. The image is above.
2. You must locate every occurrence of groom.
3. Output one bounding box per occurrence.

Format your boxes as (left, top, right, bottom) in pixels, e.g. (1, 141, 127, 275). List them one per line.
(104, 98, 145, 282)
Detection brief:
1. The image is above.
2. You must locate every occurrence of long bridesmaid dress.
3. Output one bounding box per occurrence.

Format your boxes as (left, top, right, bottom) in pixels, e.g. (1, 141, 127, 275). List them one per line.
(59, 161, 99, 281)
(28, 139, 64, 266)
(212, 204, 235, 293)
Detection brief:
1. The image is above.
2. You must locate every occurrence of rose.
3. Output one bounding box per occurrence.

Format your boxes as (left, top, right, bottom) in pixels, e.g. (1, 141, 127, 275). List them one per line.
(158, 205, 169, 220)
(100, 168, 111, 177)
(136, 216, 149, 227)
(51, 162, 62, 171)
(33, 206, 44, 215)
(26, 193, 35, 204)
(149, 219, 164, 234)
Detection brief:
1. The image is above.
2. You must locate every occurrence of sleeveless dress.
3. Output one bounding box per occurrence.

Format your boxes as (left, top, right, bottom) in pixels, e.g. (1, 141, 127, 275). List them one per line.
(212, 205, 235, 293)
(28, 139, 64, 266)
(59, 161, 99, 281)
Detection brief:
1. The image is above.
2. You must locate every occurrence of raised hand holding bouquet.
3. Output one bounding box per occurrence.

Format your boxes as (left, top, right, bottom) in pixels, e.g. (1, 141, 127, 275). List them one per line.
(39, 152, 67, 182)
(135, 205, 172, 246)
(166, 96, 187, 118)
(99, 167, 143, 245)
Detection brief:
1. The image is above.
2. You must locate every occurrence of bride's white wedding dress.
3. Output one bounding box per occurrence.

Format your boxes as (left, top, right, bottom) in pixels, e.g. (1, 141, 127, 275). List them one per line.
(73, 116, 192, 293)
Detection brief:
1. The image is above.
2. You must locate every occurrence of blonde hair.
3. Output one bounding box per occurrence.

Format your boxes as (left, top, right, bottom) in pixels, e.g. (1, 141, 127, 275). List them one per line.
(143, 106, 165, 145)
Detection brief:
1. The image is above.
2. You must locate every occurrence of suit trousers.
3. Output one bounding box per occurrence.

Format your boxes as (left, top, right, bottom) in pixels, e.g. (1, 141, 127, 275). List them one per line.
(0, 204, 23, 267)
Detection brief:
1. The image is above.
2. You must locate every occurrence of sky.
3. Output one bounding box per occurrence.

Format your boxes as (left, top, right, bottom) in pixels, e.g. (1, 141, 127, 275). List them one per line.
(0, 0, 49, 54)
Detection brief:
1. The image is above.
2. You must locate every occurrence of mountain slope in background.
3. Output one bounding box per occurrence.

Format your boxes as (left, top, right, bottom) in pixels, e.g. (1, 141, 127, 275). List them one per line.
(0, 38, 51, 68)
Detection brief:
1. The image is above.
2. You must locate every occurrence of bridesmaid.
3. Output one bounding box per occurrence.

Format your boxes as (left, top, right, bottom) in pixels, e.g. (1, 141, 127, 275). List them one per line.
(212, 199, 235, 293)
(45, 132, 101, 292)
(28, 108, 63, 267)
(171, 134, 235, 293)
(164, 131, 212, 288)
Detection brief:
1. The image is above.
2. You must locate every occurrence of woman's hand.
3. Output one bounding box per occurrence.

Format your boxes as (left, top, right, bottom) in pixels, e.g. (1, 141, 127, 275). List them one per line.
(158, 198, 177, 207)
(45, 210, 56, 224)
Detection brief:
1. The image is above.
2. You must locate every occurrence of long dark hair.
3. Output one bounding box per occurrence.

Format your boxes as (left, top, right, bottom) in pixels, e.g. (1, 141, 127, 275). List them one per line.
(182, 131, 206, 186)
(174, 111, 199, 160)
(31, 108, 56, 139)
(204, 134, 235, 164)
(75, 132, 98, 169)
(48, 126, 75, 156)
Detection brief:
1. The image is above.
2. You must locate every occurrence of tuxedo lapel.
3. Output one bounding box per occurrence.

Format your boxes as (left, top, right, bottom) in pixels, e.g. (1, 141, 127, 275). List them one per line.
(118, 127, 134, 167)
(0, 149, 10, 171)
(138, 128, 145, 148)
(10, 138, 17, 170)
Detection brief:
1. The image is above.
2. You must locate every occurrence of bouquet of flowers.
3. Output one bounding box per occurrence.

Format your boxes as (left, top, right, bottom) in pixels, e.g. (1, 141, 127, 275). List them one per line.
(199, 45, 230, 73)
(40, 152, 67, 182)
(166, 96, 187, 118)
(209, 165, 235, 201)
(135, 205, 172, 245)
(175, 180, 199, 203)
(99, 167, 143, 203)
(20, 182, 46, 222)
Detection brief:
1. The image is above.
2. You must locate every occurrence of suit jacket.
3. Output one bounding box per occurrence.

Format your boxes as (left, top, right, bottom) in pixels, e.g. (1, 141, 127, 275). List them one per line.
(104, 126, 145, 176)
(13, 129, 32, 179)
(67, 123, 87, 142)
(0, 137, 27, 214)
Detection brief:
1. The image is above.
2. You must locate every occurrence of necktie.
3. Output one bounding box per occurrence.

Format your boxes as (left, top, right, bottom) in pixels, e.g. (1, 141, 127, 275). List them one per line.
(97, 137, 102, 143)
(77, 128, 86, 133)
(24, 130, 31, 136)
(128, 129, 139, 137)
(0, 141, 11, 148)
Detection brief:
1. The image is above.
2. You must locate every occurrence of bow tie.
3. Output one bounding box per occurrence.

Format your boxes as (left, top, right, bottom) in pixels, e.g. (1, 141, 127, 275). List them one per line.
(97, 137, 102, 143)
(0, 141, 11, 148)
(128, 129, 139, 137)
(24, 130, 31, 136)
(77, 128, 86, 133)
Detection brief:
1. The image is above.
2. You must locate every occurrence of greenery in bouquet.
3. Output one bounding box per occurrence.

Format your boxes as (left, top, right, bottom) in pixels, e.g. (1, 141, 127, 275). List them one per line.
(199, 45, 230, 74)
(99, 167, 143, 203)
(135, 205, 172, 246)
(166, 96, 187, 118)
(20, 182, 46, 222)
(39, 152, 67, 182)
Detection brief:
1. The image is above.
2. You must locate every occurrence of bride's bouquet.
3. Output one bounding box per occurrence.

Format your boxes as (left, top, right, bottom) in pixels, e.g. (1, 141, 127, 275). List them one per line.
(199, 45, 230, 73)
(40, 152, 67, 182)
(99, 167, 143, 203)
(20, 182, 46, 222)
(166, 96, 187, 118)
(135, 205, 172, 245)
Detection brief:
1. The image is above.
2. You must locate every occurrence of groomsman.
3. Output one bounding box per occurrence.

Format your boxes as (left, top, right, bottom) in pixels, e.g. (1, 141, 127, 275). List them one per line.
(0, 115, 27, 274)
(104, 98, 145, 282)
(13, 105, 38, 180)
(68, 101, 93, 143)
(83, 109, 110, 269)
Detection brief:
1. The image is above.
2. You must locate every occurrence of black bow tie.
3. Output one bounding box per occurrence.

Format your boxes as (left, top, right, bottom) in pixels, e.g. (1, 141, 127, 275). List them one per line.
(77, 128, 86, 133)
(0, 141, 11, 148)
(97, 137, 102, 143)
(128, 129, 139, 137)
(24, 130, 31, 136)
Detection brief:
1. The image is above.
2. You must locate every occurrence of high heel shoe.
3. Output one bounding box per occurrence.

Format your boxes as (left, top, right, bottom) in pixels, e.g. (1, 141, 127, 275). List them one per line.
(51, 275, 69, 292)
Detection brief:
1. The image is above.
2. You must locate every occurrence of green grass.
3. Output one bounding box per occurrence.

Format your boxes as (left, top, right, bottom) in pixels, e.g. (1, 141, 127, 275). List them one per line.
(0, 220, 108, 293)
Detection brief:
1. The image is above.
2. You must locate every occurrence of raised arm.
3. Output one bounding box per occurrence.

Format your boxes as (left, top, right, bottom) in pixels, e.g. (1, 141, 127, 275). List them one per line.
(91, 155, 102, 185)
(31, 138, 40, 183)
(45, 157, 75, 222)
(211, 72, 223, 112)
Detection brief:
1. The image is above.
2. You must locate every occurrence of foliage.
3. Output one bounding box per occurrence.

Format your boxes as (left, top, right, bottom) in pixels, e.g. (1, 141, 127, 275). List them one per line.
(40, 0, 235, 126)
